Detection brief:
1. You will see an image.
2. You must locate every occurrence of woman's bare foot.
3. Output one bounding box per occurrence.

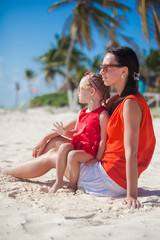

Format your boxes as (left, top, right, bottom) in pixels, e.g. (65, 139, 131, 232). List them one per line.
(0, 168, 6, 174)
(67, 184, 77, 193)
(49, 181, 63, 194)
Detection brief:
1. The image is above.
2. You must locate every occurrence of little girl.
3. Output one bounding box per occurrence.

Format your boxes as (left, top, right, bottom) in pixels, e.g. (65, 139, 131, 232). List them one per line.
(50, 72, 110, 193)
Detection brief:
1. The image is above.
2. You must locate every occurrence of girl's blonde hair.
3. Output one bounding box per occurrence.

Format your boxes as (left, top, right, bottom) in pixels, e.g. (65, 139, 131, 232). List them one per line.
(86, 72, 110, 101)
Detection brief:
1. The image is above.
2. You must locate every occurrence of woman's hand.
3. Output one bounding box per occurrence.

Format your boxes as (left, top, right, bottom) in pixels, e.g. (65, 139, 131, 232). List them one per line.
(123, 197, 143, 209)
(52, 121, 66, 136)
(32, 140, 46, 158)
(85, 158, 99, 167)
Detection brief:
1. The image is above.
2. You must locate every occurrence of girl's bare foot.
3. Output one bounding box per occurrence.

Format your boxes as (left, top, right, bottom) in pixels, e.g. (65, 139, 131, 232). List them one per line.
(49, 182, 63, 194)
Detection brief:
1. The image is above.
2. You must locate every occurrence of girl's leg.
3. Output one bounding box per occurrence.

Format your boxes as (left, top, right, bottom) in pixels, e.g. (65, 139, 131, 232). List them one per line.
(67, 150, 93, 190)
(49, 143, 74, 193)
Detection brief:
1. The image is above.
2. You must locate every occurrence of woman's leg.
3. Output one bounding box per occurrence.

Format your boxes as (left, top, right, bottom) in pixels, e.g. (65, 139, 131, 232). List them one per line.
(67, 150, 93, 190)
(2, 149, 57, 178)
(42, 136, 69, 154)
(49, 143, 74, 193)
(26, 136, 69, 162)
(2, 137, 70, 178)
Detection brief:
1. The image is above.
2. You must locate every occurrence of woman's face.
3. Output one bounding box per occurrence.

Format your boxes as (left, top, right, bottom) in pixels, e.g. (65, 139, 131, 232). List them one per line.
(100, 53, 124, 88)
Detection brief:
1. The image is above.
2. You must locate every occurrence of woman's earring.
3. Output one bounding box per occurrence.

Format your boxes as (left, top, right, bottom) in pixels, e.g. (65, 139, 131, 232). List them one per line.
(121, 74, 124, 79)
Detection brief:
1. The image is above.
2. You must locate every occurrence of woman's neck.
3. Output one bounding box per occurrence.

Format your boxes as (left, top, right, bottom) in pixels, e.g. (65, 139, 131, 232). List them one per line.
(114, 78, 126, 96)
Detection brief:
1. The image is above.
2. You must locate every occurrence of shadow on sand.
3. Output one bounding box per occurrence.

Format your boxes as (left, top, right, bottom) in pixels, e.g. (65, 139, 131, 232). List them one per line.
(138, 187, 160, 205)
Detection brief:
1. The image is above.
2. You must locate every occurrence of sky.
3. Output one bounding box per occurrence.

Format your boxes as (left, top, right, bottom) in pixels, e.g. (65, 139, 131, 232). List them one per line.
(0, 0, 158, 108)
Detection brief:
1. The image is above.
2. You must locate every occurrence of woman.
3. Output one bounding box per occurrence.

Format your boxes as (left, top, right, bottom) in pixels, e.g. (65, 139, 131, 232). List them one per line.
(1, 47, 155, 209)
(78, 47, 156, 208)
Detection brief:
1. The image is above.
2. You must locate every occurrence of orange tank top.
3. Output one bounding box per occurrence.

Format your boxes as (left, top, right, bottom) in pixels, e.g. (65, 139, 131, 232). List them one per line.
(101, 93, 156, 189)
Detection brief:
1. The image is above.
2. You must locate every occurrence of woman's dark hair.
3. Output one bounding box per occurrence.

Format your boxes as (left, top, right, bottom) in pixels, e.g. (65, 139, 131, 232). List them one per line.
(107, 47, 139, 96)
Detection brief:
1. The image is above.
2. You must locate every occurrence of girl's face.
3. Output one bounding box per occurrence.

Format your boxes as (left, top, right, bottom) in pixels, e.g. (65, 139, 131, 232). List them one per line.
(100, 53, 124, 88)
(77, 77, 93, 103)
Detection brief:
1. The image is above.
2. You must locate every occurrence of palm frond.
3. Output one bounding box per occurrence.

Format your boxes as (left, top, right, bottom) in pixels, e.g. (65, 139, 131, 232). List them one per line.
(91, 5, 121, 27)
(136, 0, 153, 42)
(100, 0, 130, 11)
(75, 4, 92, 47)
(91, 9, 113, 37)
(119, 34, 139, 51)
(153, 16, 160, 49)
(49, 0, 71, 12)
(62, 14, 73, 37)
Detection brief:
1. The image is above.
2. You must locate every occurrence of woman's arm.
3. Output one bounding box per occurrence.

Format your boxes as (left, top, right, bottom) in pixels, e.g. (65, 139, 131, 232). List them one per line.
(123, 99, 143, 209)
(96, 111, 109, 161)
(85, 110, 109, 167)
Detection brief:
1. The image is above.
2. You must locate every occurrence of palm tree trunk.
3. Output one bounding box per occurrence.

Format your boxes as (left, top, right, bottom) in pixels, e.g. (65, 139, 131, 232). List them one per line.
(15, 82, 20, 108)
(15, 91, 19, 108)
(65, 26, 78, 111)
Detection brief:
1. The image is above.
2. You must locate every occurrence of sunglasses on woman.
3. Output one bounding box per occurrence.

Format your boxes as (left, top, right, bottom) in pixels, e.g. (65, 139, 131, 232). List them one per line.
(100, 64, 124, 71)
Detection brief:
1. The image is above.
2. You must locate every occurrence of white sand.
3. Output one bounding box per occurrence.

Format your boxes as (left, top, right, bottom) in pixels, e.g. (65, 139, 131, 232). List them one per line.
(0, 107, 160, 240)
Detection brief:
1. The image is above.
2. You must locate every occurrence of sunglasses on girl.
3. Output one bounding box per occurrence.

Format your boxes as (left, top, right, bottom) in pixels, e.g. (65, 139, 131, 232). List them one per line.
(77, 85, 91, 92)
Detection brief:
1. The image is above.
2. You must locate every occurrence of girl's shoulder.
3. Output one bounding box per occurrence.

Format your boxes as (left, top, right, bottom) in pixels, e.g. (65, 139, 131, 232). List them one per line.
(80, 107, 88, 113)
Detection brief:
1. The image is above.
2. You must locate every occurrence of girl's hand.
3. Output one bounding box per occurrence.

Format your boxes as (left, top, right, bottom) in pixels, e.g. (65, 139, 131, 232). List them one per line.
(85, 158, 99, 167)
(52, 121, 66, 135)
(123, 197, 143, 209)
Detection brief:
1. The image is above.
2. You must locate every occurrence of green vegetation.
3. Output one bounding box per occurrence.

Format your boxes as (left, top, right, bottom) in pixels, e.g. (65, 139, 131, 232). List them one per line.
(145, 49, 160, 74)
(29, 91, 68, 108)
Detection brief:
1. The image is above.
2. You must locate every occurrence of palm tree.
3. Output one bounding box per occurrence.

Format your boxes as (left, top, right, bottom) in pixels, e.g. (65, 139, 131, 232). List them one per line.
(49, 0, 130, 109)
(145, 49, 160, 90)
(89, 54, 102, 73)
(35, 34, 90, 109)
(25, 69, 36, 98)
(145, 49, 160, 74)
(106, 11, 138, 50)
(137, 48, 160, 91)
(35, 34, 89, 89)
(136, 0, 160, 49)
(35, 35, 66, 86)
(15, 82, 20, 108)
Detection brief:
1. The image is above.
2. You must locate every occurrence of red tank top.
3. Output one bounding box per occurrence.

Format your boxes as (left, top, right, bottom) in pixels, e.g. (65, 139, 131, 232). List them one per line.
(70, 106, 107, 157)
(101, 93, 156, 189)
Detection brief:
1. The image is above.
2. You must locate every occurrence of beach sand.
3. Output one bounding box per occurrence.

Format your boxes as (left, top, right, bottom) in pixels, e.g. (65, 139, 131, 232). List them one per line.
(0, 107, 160, 240)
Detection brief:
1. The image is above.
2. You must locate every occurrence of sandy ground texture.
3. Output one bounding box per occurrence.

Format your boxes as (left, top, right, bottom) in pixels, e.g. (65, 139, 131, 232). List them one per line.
(0, 107, 160, 240)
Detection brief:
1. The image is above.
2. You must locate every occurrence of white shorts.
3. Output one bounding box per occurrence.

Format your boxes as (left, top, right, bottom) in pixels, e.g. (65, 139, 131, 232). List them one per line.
(77, 162, 127, 197)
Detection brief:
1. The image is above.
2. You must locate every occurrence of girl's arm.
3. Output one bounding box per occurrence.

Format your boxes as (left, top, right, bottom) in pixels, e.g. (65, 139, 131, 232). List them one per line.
(85, 110, 109, 167)
(32, 120, 76, 157)
(52, 111, 80, 139)
(123, 99, 143, 209)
